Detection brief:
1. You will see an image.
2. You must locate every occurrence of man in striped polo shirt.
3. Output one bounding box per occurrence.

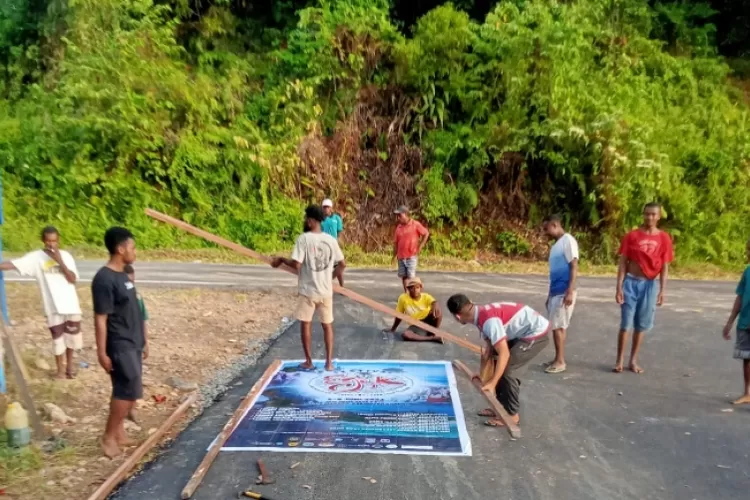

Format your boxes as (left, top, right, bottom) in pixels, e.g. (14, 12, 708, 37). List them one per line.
(447, 294, 549, 427)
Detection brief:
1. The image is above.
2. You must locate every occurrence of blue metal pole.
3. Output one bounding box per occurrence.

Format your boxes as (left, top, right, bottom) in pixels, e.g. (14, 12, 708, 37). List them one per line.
(0, 171, 8, 393)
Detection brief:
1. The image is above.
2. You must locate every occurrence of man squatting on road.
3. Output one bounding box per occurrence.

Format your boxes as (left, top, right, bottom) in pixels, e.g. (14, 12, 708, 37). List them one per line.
(542, 215, 579, 374)
(0, 226, 82, 379)
(447, 294, 549, 427)
(392, 205, 429, 293)
(614, 202, 673, 374)
(92, 227, 148, 459)
(722, 237, 750, 406)
(385, 276, 443, 343)
(272, 205, 346, 371)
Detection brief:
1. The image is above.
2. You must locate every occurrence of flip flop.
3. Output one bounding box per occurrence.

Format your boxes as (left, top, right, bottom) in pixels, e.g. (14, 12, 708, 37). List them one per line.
(483, 419, 510, 428)
(544, 365, 566, 374)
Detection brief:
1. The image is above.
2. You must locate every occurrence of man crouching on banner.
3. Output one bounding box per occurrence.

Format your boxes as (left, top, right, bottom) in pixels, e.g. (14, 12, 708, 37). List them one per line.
(272, 205, 346, 371)
(447, 294, 549, 428)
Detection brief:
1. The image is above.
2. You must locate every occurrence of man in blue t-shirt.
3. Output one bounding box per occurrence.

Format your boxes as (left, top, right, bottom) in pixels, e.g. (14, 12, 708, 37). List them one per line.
(722, 238, 750, 405)
(543, 215, 579, 374)
(321, 199, 343, 240)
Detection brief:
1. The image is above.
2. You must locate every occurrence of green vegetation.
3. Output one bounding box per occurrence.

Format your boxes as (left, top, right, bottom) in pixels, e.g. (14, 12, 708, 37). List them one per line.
(1, 1, 749, 265)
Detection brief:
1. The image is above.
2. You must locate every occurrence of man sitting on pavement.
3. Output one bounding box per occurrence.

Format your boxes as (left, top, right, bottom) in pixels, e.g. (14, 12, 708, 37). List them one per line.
(385, 277, 443, 343)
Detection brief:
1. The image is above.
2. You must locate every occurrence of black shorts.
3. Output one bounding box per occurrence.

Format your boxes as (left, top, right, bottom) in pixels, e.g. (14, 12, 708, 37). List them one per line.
(109, 349, 143, 401)
(406, 313, 439, 336)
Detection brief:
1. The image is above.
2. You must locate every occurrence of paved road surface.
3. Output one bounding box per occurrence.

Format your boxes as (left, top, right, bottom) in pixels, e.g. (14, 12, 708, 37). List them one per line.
(14, 262, 745, 499)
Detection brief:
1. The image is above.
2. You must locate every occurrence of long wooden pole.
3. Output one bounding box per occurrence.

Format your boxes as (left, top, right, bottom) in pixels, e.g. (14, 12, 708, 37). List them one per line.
(181, 359, 282, 499)
(1, 323, 43, 437)
(86, 391, 199, 500)
(452, 359, 522, 439)
(144, 209, 481, 354)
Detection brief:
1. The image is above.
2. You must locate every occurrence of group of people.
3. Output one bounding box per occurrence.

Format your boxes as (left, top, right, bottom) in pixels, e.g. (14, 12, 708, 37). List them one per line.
(3, 199, 749, 455)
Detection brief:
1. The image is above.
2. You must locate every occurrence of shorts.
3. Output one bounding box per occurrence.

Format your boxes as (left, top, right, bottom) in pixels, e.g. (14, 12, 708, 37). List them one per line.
(397, 257, 418, 279)
(110, 349, 143, 401)
(296, 295, 334, 324)
(620, 274, 658, 332)
(405, 312, 439, 337)
(734, 329, 750, 360)
(48, 314, 82, 356)
(546, 292, 576, 330)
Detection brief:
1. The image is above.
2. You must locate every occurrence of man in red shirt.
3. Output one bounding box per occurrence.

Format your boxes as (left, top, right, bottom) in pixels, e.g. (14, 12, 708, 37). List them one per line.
(614, 202, 674, 374)
(392, 205, 429, 292)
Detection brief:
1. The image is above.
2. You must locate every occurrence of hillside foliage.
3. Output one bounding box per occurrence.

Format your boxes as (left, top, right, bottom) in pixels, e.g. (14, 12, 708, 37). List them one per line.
(1, 0, 749, 264)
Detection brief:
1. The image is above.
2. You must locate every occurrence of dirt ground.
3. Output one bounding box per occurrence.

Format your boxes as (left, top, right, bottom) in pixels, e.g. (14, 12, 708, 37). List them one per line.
(0, 282, 293, 499)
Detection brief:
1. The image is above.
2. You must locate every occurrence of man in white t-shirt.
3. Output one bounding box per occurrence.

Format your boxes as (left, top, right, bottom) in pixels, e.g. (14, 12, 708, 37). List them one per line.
(271, 205, 346, 371)
(0, 226, 82, 379)
(542, 215, 579, 374)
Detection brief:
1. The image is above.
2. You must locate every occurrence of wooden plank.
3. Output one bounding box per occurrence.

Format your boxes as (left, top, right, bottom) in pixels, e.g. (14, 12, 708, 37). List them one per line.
(86, 391, 198, 500)
(452, 359, 522, 439)
(1, 323, 44, 438)
(144, 209, 481, 355)
(3, 324, 29, 380)
(181, 359, 282, 499)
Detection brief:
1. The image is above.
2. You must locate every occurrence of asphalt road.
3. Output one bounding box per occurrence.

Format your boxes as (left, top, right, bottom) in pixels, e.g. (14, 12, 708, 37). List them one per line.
(19, 262, 746, 500)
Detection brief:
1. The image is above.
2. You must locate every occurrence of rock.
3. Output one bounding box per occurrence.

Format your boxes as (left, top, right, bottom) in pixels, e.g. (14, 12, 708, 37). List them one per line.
(147, 428, 157, 436)
(44, 403, 77, 424)
(81, 416, 97, 425)
(35, 358, 52, 371)
(165, 377, 199, 392)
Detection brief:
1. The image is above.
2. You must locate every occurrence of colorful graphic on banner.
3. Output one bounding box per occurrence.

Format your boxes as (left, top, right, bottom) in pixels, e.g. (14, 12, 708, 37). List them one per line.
(222, 360, 471, 456)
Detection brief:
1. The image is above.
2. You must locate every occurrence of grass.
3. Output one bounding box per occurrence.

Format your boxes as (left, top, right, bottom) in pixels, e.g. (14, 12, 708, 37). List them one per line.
(4, 244, 745, 281)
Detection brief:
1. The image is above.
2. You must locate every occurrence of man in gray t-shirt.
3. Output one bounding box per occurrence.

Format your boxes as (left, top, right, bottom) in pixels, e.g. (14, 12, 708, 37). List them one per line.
(272, 205, 346, 371)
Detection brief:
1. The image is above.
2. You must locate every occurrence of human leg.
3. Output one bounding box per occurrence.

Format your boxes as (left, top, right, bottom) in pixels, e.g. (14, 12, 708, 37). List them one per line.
(319, 298, 335, 370)
(63, 318, 82, 378)
(615, 277, 638, 373)
(732, 329, 750, 404)
(104, 349, 143, 456)
(629, 279, 657, 373)
(49, 320, 67, 379)
(295, 296, 316, 369)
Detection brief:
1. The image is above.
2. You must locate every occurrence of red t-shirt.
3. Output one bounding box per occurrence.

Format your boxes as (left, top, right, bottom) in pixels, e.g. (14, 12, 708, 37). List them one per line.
(394, 219, 429, 259)
(618, 229, 674, 280)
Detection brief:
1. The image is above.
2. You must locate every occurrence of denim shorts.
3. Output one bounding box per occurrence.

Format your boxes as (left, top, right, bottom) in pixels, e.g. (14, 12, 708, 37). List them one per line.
(620, 274, 659, 332)
(397, 257, 418, 278)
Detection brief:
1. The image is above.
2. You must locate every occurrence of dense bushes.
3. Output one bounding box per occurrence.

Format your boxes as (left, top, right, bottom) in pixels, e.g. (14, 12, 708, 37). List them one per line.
(1, 0, 748, 264)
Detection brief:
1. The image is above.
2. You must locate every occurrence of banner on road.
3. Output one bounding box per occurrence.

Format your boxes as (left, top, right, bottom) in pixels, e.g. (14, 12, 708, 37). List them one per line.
(221, 360, 471, 456)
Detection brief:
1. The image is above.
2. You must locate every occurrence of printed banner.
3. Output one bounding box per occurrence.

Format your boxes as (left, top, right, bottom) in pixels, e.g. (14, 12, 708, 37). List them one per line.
(222, 360, 471, 456)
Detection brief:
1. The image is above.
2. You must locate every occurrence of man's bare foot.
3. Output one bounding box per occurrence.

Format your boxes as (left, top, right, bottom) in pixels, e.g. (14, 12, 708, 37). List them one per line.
(117, 434, 136, 447)
(731, 395, 750, 405)
(612, 365, 624, 373)
(66, 371, 76, 379)
(477, 408, 496, 417)
(298, 362, 315, 371)
(55, 371, 66, 380)
(100, 437, 121, 459)
(629, 363, 644, 374)
(484, 414, 520, 427)
(430, 335, 444, 344)
(127, 410, 139, 424)
(324, 362, 334, 371)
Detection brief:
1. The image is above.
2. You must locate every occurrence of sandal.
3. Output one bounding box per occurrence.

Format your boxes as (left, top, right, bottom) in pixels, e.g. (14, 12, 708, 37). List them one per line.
(477, 409, 496, 418)
(484, 419, 507, 428)
(544, 365, 566, 374)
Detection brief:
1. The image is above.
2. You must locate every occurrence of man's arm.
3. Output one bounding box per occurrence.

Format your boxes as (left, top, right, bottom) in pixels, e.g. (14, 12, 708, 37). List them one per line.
(430, 299, 442, 319)
(723, 295, 742, 340)
(94, 313, 112, 372)
(657, 263, 668, 306)
(417, 224, 430, 254)
(616, 255, 628, 304)
(0, 261, 16, 272)
(271, 257, 302, 271)
(482, 339, 510, 392)
(333, 260, 346, 287)
(565, 259, 578, 307)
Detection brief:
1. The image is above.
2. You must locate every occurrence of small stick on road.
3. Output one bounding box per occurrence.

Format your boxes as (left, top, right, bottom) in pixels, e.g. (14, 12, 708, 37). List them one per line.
(256, 459, 275, 485)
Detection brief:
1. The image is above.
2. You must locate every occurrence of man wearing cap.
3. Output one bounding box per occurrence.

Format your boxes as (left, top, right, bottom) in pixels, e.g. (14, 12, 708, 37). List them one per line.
(385, 277, 443, 343)
(393, 205, 429, 292)
(321, 199, 343, 240)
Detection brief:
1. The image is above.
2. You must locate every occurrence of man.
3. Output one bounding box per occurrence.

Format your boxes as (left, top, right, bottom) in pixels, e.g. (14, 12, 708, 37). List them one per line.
(721, 237, 750, 405)
(0, 226, 82, 379)
(92, 227, 148, 458)
(393, 205, 429, 292)
(542, 215, 579, 374)
(272, 205, 346, 371)
(385, 277, 443, 343)
(614, 202, 673, 374)
(321, 199, 343, 240)
(447, 294, 548, 427)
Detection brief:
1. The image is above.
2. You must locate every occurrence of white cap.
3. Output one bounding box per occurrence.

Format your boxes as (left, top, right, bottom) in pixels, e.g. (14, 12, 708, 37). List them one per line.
(322, 199, 333, 208)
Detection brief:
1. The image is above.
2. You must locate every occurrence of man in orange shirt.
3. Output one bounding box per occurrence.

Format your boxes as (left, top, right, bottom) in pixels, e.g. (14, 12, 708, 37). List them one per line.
(392, 206, 429, 292)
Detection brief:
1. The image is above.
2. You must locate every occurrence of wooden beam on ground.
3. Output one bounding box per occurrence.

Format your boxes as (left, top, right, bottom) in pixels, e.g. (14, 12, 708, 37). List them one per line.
(145, 209, 481, 355)
(1, 322, 44, 438)
(181, 359, 282, 499)
(87, 391, 198, 500)
(452, 359, 522, 439)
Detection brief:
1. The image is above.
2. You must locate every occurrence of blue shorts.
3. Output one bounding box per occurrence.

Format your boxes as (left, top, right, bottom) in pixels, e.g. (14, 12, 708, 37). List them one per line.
(397, 257, 418, 279)
(620, 274, 659, 332)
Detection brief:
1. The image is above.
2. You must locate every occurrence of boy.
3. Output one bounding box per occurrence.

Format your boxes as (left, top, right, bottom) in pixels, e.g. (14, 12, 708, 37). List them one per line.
(124, 264, 148, 423)
(722, 238, 750, 405)
(92, 227, 148, 458)
(0, 226, 82, 379)
(614, 202, 673, 374)
(542, 214, 579, 374)
(447, 294, 548, 427)
(272, 205, 346, 371)
(385, 277, 443, 343)
(321, 199, 343, 240)
(392, 205, 429, 292)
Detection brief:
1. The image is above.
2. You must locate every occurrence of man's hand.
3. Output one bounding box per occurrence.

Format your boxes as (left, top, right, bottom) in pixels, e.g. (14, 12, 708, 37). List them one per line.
(143, 342, 150, 360)
(45, 247, 63, 265)
(270, 257, 283, 268)
(430, 303, 442, 319)
(98, 352, 112, 373)
(616, 288, 624, 305)
(481, 382, 495, 393)
(471, 375, 481, 384)
(656, 291, 664, 306)
(723, 323, 733, 341)
(563, 289, 575, 307)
